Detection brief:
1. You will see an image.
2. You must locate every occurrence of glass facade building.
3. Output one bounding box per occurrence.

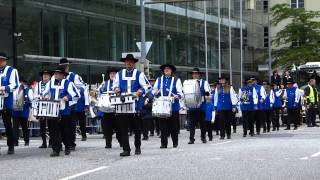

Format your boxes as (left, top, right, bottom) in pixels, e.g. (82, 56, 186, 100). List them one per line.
(0, 0, 269, 88)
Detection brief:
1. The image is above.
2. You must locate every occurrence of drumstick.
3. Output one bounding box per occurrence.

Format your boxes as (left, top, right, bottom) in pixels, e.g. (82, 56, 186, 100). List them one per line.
(102, 74, 105, 82)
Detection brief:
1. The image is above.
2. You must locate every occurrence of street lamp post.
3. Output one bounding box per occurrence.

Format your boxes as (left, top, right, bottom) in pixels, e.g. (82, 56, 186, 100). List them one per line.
(240, 0, 243, 86)
(140, 0, 146, 64)
(228, 0, 232, 84)
(204, 1, 209, 81)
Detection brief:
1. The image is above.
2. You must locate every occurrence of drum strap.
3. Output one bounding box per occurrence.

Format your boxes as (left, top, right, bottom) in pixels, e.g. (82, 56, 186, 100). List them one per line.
(122, 69, 137, 94)
(160, 76, 174, 97)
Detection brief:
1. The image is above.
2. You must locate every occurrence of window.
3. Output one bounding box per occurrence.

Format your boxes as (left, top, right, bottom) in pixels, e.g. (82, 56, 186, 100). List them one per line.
(263, 0, 268, 13)
(291, 0, 304, 9)
(264, 27, 269, 48)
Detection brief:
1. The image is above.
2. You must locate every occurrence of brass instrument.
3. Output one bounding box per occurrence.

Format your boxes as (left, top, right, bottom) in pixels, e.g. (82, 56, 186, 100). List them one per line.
(241, 90, 250, 104)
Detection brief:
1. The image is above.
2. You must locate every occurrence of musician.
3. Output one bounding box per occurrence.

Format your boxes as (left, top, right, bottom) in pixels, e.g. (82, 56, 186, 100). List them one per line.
(260, 81, 275, 133)
(153, 64, 183, 148)
(112, 54, 151, 156)
(34, 69, 53, 148)
(211, 81, 220, 136)
(98, 69, 122, 148)
(239, 78, 258, 137)
(213, 77, 238, 139)
(188, 68, 211, 144)
(283, 79, 300, 130)
(304, 77, 319, 127)
(142, 77, 156, 140)
(59, 58, 88, 149)
(41, 66, 80, 157)
(272, 83, 283, 131)
(12, 79, 33, 146)
(0, 52, 19, 154)
(251, 77, 267, 135)
(204, 93, 214, 141)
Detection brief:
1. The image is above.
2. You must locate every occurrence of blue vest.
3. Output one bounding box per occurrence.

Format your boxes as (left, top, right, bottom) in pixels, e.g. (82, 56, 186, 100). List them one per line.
(254, 84, 264, 110)
(68, 72, 75, 82)
(48, 79, 75, 116)
(157, 76, 180, 112)
(1, 66, 18, 110)
(286, 87, 298, 109)
(12, 88, 31, 118)
(260, 93, 271, 110)
(216, 87, 232, 111)
(204, 102, 214, 121)
(240, 86, 255, 112)
(273, 89, 282, 109)
(118, 70, 144, 111)
(75, 87, 88, 112)
(101, 80, 113, 93)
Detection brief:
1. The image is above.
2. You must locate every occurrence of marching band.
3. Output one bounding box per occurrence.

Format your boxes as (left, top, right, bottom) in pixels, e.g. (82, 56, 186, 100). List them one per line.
(0, 52, 318, 157)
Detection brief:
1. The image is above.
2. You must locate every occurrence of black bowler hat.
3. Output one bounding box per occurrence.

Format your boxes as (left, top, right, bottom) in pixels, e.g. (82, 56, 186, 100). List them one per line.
(59, 58, 71, 66)
(0, 52, 9, 60)
(219, 76, 229, 81)
(120, 54, 139, 63)
(190, 68, 203, 74)
(286, 78, 295, 84)
(160, 64, 176, 73)
(262, 80, 270, 85)
(106, 68, 118, 74)
(54, 66, 67, 75)
(39, 69, 53, 77)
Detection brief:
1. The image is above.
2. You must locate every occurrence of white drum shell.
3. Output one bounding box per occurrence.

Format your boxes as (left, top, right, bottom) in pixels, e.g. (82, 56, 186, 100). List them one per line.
(152, 97, 172, 118)
(33, 100, 60, 118)
(110, 95, 137, 114)
(97, 94, 115, 113)
(183, 80, 202, 108)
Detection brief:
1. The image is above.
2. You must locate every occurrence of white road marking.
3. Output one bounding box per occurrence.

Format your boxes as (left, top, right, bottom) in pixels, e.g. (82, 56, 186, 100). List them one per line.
(210, 141, 232, 146)
(311, 151, 320, 158)
(59, 166, 108, 180)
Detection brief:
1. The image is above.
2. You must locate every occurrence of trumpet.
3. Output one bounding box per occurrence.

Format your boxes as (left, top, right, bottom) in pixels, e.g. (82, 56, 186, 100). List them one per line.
(241, 91, 250, 104)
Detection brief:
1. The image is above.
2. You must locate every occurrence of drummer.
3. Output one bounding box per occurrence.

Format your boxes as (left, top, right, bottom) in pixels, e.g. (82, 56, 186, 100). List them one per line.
(188, 68, 211, 144)
(112, 54, 151, 157)
(153, 64, 183, 149)
(98, 68, 122, 149)
(41, 66, 80, 157)
(34, 69, 53, 148)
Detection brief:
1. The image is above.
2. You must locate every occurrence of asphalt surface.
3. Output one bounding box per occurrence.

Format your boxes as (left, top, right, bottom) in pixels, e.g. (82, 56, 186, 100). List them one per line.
(1, 126, 320, 180)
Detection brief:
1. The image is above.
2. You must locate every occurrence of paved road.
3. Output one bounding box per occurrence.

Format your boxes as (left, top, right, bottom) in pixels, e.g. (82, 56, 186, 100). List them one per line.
(0, 126, 320, 180)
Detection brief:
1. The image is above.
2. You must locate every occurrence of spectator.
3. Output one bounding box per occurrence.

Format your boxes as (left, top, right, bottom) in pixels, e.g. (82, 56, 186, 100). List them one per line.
(282, 70, 293, 85)
(271, 70, 281, 86)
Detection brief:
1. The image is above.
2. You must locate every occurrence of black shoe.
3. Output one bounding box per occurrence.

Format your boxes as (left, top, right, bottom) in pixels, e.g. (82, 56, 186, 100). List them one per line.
(307, 125, 313, 127)
(14, 142, 18, 147)
(135, 148, 141, 155)
(263, 130, 266, 133)
(249, 133, 254, 137)
(39, 144, 47, 148)
(202, 139, 207, 143)
(48, 144, 52, 148)
(272, 128, 276, 131)
(173, 144, 178, 148)
(81, 137, 87, 141)
(7, 147, 14, 155)
(160, 145, 167, 149)
(50, 152, 60, 157)
(70, 146, 76, 151)
(233, 129, 236, 133)
(227, 136, 231, 139)
(284, 128, 290, 130)
(142, 137, 148, 141)
(257, 132, 260, 135)
(105, 144, 112, 149)
(216, 131, 219, 135)
(243, 134, 247, 137)
(277, 127, 279, 131)
(188, 141, 194, 144)
(209, 138, 213, 141)
(65, 149, 71, 155)
(314, 124, 320, 127)
(293, 127, 298, 130)
(220, 137, 225, 140)
(120, 151, 130, 157)
(24, 142, 29, 146)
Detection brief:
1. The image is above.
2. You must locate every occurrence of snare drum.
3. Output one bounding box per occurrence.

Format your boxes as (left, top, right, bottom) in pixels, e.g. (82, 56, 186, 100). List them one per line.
(96, 94, 115, 113)
(152, 97, 173, 118)
(33, 100, 61, 118)
(0, 95, 4, 110)
(183, 79, 202, 108)
(110, 94, 137, 114)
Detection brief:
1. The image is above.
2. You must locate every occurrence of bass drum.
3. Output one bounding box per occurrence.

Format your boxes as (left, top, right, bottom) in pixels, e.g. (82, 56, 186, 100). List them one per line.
(183, 79, 202, 108)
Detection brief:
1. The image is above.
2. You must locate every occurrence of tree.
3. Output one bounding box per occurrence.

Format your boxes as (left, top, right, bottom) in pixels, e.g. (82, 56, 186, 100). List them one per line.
(271, 4, 320, 67)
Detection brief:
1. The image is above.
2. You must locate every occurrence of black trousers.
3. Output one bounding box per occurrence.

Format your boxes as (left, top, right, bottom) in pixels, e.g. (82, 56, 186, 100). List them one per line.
(159, 112, 179, 146)
(272, 108, 281, 130)
(39, 118, 52, 146)
(204, 121, 213, 140)
(262, 110, 272, 132)
(118, 114, 142, 152)
(49, 115, 72, 153)
(231, 112, 237, 131)
(102, 113, 121, 146)
(254, 110, 264, 133)
(72, 111, 87, 142)
(287, 109, 299, 129)
(242, 111, 254, 135)
(1, 109, 14, 148)
(189, 110, 206, 141)
(142, 115, 153, 138)
(307, 106, 317, 126)
(13, 117, 29, 144)
(218, 110, 232, 137)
